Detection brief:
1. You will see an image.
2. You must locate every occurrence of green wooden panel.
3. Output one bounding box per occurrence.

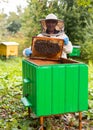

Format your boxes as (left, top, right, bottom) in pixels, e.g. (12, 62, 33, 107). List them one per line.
(22, 60, 37, 112)
(69, 47, 80, 57)
(27, 61, 37, 113)
(51, 65, 65, 114)
(22, 60, 28, 97)
(65, 64, 79, 113)
(79, 64, 88, 111)
(23, 60, 31, 98)
(36, 66, 52, 116)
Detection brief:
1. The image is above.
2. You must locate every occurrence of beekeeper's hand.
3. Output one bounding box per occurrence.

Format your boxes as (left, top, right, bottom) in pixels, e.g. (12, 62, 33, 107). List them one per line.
(63, 37, 69, 45)
(23, 48, 32, 57)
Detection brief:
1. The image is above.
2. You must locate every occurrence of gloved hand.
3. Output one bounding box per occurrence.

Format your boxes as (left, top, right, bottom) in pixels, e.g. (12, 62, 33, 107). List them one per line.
(63, 37, 69, 45)
(24, 48, 32, 57)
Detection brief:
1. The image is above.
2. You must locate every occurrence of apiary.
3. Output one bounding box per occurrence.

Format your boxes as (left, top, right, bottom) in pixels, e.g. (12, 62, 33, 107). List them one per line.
(0, 42, 19, 58)
(22, 37, 88, 130)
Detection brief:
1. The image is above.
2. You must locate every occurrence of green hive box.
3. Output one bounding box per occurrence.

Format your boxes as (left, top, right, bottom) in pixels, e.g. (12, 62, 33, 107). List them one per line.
(22, 58, 88, 117)
(69, 45, 81, 57)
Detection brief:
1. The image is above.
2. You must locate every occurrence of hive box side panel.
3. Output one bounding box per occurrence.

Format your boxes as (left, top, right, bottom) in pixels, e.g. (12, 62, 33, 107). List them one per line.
(69, 47, 80, 57)
(79, 64, 88, 111)
(0, 45, 6, 55)
(7, 46, 18, 56)
(51, 65, 66, 114)
(64, 64, 79, 113)
(51, 63, 88, 114)
(36, 66, 52, 116)
(22, 60, 27, 96)
(22, 60, 37, 112)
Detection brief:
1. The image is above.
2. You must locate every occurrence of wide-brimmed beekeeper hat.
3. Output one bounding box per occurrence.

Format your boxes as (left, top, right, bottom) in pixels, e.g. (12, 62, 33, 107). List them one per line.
(40, 13, 64, 33)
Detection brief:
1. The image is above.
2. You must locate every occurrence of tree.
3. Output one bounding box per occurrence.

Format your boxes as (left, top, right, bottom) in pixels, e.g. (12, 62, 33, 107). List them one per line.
(0, 13, 8, 41)
(21, 0, 93, 60)
(7, 20, 21, 33)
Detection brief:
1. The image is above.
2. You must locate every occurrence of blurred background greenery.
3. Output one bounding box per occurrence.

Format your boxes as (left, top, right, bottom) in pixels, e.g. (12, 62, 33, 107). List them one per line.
(0, 0, 93, 60)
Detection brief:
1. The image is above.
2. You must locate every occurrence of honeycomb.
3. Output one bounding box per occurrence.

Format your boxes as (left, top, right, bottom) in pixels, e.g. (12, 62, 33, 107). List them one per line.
(34, 40, 60, 56)
(31, 37, 64, 59)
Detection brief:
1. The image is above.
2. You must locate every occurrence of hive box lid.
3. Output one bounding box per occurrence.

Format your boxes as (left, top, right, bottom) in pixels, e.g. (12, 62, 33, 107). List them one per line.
(0, 42, 19, 46)
(31, 36, 64, 60)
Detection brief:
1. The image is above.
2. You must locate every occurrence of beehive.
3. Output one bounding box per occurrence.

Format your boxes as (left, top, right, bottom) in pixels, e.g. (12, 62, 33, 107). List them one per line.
(22, 58, 88, 117)
(0, 42, 19, 58)
(69, 45, 81, 57)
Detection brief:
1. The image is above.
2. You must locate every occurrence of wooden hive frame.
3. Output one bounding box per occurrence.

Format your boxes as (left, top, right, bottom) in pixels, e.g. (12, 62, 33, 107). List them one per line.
(31, 36, 64, 60)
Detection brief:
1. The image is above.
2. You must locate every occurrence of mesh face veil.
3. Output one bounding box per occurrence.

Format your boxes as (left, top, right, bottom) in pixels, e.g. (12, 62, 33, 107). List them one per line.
(40, 14, 64, 35)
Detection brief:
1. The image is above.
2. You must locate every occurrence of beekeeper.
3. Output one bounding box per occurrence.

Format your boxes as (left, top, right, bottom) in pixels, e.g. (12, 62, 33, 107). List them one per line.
(23, 13, 73, 58)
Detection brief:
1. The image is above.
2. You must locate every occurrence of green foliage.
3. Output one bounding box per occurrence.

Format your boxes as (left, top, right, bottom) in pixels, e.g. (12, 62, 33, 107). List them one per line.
(0, 13, 8, 41)
(7, 20, 21, 33)
(80, 19, 93, 60)
(81, 42, 93, 60)
(21, 1, 48, 44)
(6, 12, 22, 34)
(0, 0, 93, 59)
(76, 0, 91, 7)
(21, 0, 93, 60)
(0, 58, 23, 129)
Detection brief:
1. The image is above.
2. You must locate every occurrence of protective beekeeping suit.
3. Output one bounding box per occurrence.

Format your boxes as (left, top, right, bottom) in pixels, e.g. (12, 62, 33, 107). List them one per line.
(23, 13, 73, 58)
